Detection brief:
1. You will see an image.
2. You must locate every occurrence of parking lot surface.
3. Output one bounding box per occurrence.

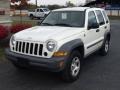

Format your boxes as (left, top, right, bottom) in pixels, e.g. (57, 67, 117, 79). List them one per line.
(0, 20, 120, 90)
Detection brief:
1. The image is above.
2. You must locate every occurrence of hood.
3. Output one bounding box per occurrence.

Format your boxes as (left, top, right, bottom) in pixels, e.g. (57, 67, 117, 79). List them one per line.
(14, 26, 84, 42)
(44, 11, 50, 14)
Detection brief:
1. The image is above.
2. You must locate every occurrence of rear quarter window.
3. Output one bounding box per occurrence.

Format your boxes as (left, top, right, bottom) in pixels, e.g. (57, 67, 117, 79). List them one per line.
(95, 10, 105, 25)
(102, 11, 109, 23)
(88, 11, 98, 28)
(40, 9, 44, 12)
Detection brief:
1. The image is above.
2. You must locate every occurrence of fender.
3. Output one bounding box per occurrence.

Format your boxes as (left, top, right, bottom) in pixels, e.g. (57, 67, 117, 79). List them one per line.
(104, 30, 111, 42)
(58, 39, 84, 55)
(100, 30, 111, 49)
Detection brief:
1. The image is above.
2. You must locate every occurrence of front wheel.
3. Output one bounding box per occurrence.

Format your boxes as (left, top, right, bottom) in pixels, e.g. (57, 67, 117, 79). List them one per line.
(99, 39, 110, 56)
(61, 51, 82, 82)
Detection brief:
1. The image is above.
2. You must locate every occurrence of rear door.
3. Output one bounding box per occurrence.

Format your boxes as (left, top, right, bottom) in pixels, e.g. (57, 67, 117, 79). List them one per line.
(95, 10, 107, 43)
(36, 9, 40, 17)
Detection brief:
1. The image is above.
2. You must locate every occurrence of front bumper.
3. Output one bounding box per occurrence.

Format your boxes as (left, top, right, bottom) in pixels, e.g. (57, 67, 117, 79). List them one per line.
(5, 48, 67, 72)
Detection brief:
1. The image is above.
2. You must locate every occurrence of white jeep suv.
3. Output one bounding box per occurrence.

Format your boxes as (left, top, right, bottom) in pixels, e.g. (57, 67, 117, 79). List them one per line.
(6, 7, 111, 82)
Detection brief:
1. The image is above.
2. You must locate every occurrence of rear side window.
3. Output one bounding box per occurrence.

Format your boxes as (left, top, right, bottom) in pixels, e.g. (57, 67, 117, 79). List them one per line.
(88, 11, 98, 28)
(102, 11, 109, 23)
(40, 9, 43, 12)
(95, 10, 105, 25)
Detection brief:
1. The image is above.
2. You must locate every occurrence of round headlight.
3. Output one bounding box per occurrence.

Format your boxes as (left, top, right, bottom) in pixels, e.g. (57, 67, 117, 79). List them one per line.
(46, 40, 57, 52)
(11, 36, 15, 45)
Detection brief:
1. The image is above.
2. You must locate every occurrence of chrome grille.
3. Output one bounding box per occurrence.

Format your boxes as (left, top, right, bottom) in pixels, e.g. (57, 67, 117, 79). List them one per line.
(13, 41, 43, 56)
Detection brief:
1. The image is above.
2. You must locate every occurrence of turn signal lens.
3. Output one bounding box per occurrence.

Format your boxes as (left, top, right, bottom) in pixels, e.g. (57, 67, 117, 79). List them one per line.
(53, 51, 68, 57)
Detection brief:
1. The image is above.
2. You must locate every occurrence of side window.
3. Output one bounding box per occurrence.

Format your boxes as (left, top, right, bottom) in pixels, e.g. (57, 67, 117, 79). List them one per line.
(40, 9, 43, 12)
(88, 11, 98, 29)
(95, 10, 105, 25)
(37, 9, 39, 12)
(102, 11, 109, 23)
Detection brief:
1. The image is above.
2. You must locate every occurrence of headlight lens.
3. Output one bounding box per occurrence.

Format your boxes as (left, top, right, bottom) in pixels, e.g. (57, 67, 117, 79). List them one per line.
(11, 36, 15, 46)
(46, 40, 57, 52)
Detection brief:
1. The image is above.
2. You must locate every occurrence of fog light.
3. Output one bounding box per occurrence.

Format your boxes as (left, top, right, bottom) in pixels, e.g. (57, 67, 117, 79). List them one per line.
(44, 52, 48, 56)
(53, 51, 68, 57)
(59, 61, 64, 68)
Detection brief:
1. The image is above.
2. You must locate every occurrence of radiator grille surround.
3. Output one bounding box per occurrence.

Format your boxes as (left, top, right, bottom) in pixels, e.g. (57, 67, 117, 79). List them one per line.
(12, 41, 43, 57)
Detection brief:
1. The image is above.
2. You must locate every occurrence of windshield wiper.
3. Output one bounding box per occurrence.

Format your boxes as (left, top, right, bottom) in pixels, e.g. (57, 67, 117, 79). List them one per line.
(54, 23, 73, 27)
(41, 23, 53, 26)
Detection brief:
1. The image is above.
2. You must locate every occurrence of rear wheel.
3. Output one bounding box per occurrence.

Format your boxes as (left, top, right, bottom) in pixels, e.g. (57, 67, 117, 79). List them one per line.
(30, 14, 34, 20)
(61, 50, 82, 82)
(99, 39, 110, 56)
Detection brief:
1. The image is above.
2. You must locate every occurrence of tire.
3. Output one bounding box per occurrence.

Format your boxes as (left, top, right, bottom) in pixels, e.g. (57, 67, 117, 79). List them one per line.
(30, 15, 34, 20)
(61, 50, 82, 82)
(99, 39, 110, 56)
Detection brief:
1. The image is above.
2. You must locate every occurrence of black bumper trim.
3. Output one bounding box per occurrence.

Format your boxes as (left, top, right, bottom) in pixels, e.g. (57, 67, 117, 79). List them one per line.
(5, 48, 67, 72)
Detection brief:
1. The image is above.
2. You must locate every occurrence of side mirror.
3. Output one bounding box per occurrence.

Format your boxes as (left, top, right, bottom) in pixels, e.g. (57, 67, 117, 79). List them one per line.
(88, 23, 99, 30)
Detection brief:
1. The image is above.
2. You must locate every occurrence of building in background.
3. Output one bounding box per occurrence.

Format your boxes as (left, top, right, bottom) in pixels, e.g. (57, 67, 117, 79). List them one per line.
(0, 0, 11, 26)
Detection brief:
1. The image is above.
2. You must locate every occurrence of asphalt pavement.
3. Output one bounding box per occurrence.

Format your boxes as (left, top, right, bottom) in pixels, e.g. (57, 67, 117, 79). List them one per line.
(0, 20, 120, 90)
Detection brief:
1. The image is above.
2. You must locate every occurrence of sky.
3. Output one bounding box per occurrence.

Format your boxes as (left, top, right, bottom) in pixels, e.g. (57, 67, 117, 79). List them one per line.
(28, 0, 86, 6)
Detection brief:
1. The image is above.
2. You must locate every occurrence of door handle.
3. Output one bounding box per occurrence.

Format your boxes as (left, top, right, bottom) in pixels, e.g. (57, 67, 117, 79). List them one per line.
(96, 29, 100, 32)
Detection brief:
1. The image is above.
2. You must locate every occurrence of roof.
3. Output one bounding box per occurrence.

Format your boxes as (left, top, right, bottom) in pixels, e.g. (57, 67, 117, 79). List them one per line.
(53, 7, 90, 12)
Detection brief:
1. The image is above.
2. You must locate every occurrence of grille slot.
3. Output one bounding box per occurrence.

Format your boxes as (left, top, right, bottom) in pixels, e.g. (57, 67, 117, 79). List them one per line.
(22, 42, 25, 53)
(30, 43, 33, 54)
(34, 44, 38, 55)
(26, 42, 29, 54)
(19, 42, 22, 52)
(39, 44, 43, 55)
(14, 41, 43, 56)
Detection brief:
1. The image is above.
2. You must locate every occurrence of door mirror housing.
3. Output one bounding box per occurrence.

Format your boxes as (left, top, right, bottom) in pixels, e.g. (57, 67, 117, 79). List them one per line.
(88, 23, 99, 30)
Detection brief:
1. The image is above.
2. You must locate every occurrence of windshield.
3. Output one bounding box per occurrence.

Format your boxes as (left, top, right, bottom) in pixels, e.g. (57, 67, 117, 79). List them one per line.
(43, 8, 49, 12)
(41, 11, 85, 27)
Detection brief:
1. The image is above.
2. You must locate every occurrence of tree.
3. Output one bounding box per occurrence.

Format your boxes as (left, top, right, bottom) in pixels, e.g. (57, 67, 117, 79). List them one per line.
(49, 5, 65, 10)
(11, 0, 29, 6)
(96, 0, 120, 4)
(36, 0, 38, 8)
(66, 1, 75, 7)
(10, 0, 30, 23)
(85, 0, 120, 7)
(28, 4, 38, 11)
(10, 0, 29, 9)
(11, 0, 17, 3)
